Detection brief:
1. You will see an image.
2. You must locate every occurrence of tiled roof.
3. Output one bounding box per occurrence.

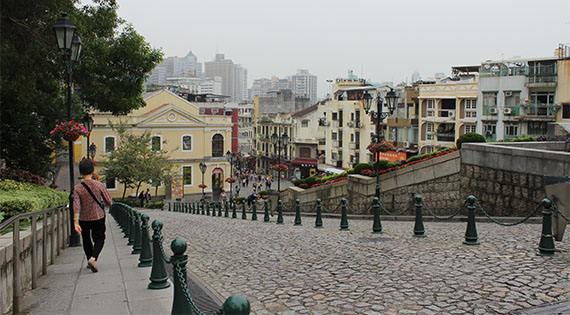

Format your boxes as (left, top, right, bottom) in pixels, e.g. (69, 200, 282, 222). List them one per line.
(292, 103, 319, 118)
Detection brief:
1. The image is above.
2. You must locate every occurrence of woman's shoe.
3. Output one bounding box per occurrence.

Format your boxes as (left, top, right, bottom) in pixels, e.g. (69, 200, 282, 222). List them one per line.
(88, 257, 98, 272)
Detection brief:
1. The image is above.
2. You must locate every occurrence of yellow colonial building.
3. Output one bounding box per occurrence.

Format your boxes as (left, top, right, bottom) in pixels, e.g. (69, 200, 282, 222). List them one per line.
(86, 89, 233, 200)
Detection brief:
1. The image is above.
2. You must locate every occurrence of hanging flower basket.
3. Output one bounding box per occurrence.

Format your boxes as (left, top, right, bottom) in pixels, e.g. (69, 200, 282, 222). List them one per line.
(367, 141, 396, 154)
(198, 184, 207, 189)
(50, 120, 90, 142)
(225, 177, 237, 183)
(272, 163, 288, 172)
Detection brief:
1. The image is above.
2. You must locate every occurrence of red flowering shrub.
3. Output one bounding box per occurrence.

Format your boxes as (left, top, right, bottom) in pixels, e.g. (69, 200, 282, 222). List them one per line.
(225, 177, 237, 183)
(50, 121, 90, 141)
(299, 183, 308, 189)
(367, 141, 396, 153)
(272, 163, 288, 172)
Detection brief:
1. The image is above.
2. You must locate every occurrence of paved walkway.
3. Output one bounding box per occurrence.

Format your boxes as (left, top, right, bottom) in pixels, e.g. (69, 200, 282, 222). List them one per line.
(20, 216, 173, 315)
(144, 210, 570, 315)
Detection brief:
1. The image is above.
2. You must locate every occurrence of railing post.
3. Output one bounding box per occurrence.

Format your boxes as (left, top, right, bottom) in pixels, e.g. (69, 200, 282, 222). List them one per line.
(148, 220, 170, 290)
(252, 201, 258, 221)
(463, 195, 479, 245)
(315, 199, 323, 228)
(241, 202, 246, 220)
(537, 198, 556, 257)
(170, 238, 192, 315)
(372, 197, 383, 234)
(222, 295, 251, 315)
(232, 201, 237, 219)
(212, 202, 217, 217)
(201, 202, 205, 215)
(132, 211, 142, 254)
(277, 200, 284, 225)
(224, 201, 229, 217)
(13, 217, 21, 314)
(340, 198, 349, 231)
(413, 194, 426, 237)
(138, 214, 152, 267)
(168, 202, 171, 212)
(294, 199, 302, 226)
(50, 209, 55, 264)
(31, 215, 38, 289)
(42, 212, 48, 275)
(55, 208, 60, 256)
(264, 200, 270, 222)
(124, 207, 131, 239)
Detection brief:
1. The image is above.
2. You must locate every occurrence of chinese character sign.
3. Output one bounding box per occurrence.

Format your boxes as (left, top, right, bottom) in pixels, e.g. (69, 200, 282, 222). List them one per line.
(378, 151, 407, 162)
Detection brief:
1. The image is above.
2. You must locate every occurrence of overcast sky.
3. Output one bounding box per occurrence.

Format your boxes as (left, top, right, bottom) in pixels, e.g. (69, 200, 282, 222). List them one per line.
(110, 0, 570, 97)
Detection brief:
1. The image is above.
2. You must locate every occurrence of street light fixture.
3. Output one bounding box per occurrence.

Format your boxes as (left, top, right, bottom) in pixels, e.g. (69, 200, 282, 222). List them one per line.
(271, 131, 289, 200)
(54, 13, 82, 247)
(199, 162, 206, 197)
(82, 113, 93, 158)
(361, 87, 398, 199)
(225, 151, 237, 201)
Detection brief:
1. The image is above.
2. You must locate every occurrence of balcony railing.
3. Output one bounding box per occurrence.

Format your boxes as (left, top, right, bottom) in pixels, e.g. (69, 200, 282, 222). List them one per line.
(520, 103, 560, 118)
(435, 133, 455, 142)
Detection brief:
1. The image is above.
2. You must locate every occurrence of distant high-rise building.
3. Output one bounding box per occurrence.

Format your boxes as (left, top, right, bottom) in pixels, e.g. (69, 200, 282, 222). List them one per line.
(252, 78, 272, 98)
(412, 71, 421, 83)
(147, 51, 203, 87)
(291, 69, 317, 104)
(205, 54, 247, 102)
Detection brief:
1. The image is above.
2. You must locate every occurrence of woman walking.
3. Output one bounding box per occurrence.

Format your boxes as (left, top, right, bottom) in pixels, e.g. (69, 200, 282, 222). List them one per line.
(73, 158, 113, 272)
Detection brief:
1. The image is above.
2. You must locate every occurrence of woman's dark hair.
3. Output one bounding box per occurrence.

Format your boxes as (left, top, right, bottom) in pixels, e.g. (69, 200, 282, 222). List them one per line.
(79, 158, 94, 175)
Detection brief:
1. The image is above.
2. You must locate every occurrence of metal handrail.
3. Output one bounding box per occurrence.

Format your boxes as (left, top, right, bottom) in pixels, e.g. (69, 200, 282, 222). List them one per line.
(0, 205, 68, 314)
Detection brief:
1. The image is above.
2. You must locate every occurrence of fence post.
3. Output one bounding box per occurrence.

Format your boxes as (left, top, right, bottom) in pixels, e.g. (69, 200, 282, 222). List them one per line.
(252, 202, 258, 221)
(537, 198, 556, 257)
(340, 198, 349, 231)
(212, 203, 217, 217)
(232, 201, 237, 219)
(138, 214, 153, 267)
(315, 199, 323, 228)
(170, 238, 193, 315)
(463, 195, 479, 245)
(413, 194, 426, 237)
(13, 217, 21, 314)
(132, 211, 142, 254)
(224, 201, 229, 217)
(372, 197, 383, 234)
(206, 203, 211, 216)
(148, 220, 170, 290)
(242, 202, 247, 220)
(294, 199, 302, 226)
(218, 202, 223, 217)
(201, 203, 205, 215)
(168, 202, 171, 212)
(264, 200, 270, 222)
(277, 200, 284, 225)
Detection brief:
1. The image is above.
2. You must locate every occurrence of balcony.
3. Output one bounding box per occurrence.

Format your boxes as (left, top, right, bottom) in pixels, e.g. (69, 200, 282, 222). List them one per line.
(483, 106, 499, 116)
(519, 103, 560, 120)
(435, 133, 455, 142)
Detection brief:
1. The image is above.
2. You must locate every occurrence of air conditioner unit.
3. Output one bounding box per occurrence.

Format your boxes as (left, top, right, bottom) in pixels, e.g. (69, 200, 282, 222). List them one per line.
(356, 121, 362, 128)
(504, 91, 513, 97)
(489, 108, 498, 114)
(504, 108, 512, 114)
(404, 141, 410, 148)
(347, 121, 354, 127)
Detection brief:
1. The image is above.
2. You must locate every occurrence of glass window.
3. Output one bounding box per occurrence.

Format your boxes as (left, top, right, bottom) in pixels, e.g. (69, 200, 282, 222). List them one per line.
(301, 120, 308, 127)
(530, 91, 555, 105)
(151, 136, 162, 151)
(426, 123, 434, 133)
(465, 124, 477, 133)
(105, 176, 116, 189)
(182, 166, 192, 185)
(331, 132, 337, 141)
(212, 134, 224, 157)
(104, 136, 115, 153)
(465, 99, 477, 110)
(504, 124, 519, 136)
(563, 104, 570, 119)
(483, 92, 497, 106)
(182, 135, 192, 151)
(426, 99, 435, 117)
(504, 91, 521, 107)
(332, 112, 338, 120)
(483, 123, 496, 136)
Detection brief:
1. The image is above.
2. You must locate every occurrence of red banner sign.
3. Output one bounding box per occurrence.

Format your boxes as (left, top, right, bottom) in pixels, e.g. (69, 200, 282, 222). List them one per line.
(377, 151, 407, 162)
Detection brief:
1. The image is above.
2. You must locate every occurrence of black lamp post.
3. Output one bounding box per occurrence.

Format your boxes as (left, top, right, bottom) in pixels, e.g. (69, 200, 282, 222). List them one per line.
(271, 131, 289, 200)
(225, 151, 236, 200)
(199, 162, 206, 197)
(54, 13, 82, 247)
(361, 88, 398, 199)
(82, 113, 93, 158)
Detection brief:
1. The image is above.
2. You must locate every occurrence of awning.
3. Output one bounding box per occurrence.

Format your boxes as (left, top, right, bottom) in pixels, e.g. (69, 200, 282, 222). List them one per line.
(292, 158, 318, 167)
(553, 122, 570, 133)
(317, 163, 346, 174)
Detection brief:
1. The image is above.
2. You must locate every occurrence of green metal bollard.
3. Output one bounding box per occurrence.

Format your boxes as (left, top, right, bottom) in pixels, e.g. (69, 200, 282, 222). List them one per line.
(170, 238, 192, 315)
(264, 200, 270, 222)
(201, 203, 205, 215)
(206, 203, 211, 216)
(128, 209, 136, 245)
(224, 201, 229, 217)
(218, 202, 223, 217)
(132, 211, 142, 254)
(241, 202, 246, 220)
(537, 198, 556, 257)
(232, 201, 237, 219)
(315, 199, 323, 228)
(294, 199, 302, 226)
(168, 202, 171, 212)
(222, 295, 251, 315)
(277, 200, 284, 225)
(138, 214, 153, 267)
(340, 198, 349, 231)
(372, 197, 383, 234)
(148, 220, 170, 290)
(252, 202, 258, 221)
(413, 194, 426, 237)
(463, 195, 479, 245)
(124, 208, 132, 239)
(212, 203, 217, 217)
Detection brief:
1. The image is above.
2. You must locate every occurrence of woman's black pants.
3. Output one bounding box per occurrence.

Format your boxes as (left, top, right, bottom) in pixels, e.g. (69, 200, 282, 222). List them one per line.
(79, 218, 106, 261)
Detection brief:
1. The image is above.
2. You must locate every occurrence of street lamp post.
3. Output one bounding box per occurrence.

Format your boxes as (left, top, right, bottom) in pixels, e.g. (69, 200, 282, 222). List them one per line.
(54, 13, 83, 247)
(361, 88, 398, 199)
(271, 131, 289, 200)
(199, 162, 206, 197)
(226, 151, 236, 201)
(82, 114, 93, 158)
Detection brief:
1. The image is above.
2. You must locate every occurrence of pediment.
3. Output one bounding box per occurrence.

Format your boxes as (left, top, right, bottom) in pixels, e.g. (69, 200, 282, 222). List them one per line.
(138, 105, 204, 126)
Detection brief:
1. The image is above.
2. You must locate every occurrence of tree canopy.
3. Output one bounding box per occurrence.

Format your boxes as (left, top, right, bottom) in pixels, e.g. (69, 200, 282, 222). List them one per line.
(0, 0, 163, 176)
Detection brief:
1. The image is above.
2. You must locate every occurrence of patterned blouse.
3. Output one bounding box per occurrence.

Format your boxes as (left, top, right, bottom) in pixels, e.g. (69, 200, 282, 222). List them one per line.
(73, 179, 113, 221)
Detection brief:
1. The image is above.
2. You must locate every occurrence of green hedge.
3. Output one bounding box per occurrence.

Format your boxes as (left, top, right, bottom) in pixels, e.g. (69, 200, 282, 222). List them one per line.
(498, 136, 536, 142)
(456, 133, 486, 149)
(0, 180, 69, 221)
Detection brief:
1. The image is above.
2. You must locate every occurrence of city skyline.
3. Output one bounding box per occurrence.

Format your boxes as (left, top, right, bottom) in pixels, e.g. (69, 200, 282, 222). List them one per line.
(110, 0, 570, 98)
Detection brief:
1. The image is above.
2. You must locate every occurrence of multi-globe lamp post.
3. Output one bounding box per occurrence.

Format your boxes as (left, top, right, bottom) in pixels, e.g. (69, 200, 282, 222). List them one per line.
(225, 151, 237, 200)
(271, 131, 289, 201)
(54, 13, 83, 247)
(361, 88, 398, 199)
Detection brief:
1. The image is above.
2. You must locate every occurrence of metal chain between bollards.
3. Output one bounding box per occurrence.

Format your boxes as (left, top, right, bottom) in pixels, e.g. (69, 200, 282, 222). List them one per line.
(174, 263, 222, 315)
(421, 200, 465, 220)
(379, 200, 413, 216)
(552, 202, 570, 223)
(156, 234, 171, 264)
(322, 201, 342, 213)
(475, 200, 541, 226)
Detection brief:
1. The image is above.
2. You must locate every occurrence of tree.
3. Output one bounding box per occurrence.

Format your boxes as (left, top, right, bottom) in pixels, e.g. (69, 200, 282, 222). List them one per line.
(0, 0, 163, 176)
(102, 123, 173, 198)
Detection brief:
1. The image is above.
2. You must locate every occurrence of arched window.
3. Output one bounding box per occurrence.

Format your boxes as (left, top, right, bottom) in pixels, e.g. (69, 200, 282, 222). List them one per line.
(212, 134, 224, 157)
(181, 135, 192, 152)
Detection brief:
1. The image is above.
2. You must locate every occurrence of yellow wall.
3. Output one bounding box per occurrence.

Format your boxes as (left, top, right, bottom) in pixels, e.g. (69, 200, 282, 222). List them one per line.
(557, 59, 570, 121)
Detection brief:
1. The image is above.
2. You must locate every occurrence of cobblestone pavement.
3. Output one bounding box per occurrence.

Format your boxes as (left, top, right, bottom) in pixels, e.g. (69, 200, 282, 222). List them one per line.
(142, 210, 570, 315)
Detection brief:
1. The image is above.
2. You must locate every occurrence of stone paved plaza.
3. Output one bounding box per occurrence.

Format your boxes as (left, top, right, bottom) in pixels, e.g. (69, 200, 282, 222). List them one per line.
(142, 210, 570, 315)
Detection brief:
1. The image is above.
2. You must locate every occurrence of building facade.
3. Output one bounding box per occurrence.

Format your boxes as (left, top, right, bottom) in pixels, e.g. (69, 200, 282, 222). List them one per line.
(292, 69, 318, 104)
(204, 54, 248, 102)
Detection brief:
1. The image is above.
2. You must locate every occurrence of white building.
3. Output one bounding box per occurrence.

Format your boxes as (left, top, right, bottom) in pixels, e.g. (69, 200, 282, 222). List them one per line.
(205, 54, 248, 102)
(252, 78, 272, 98)
(292, 69, 317, 104)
